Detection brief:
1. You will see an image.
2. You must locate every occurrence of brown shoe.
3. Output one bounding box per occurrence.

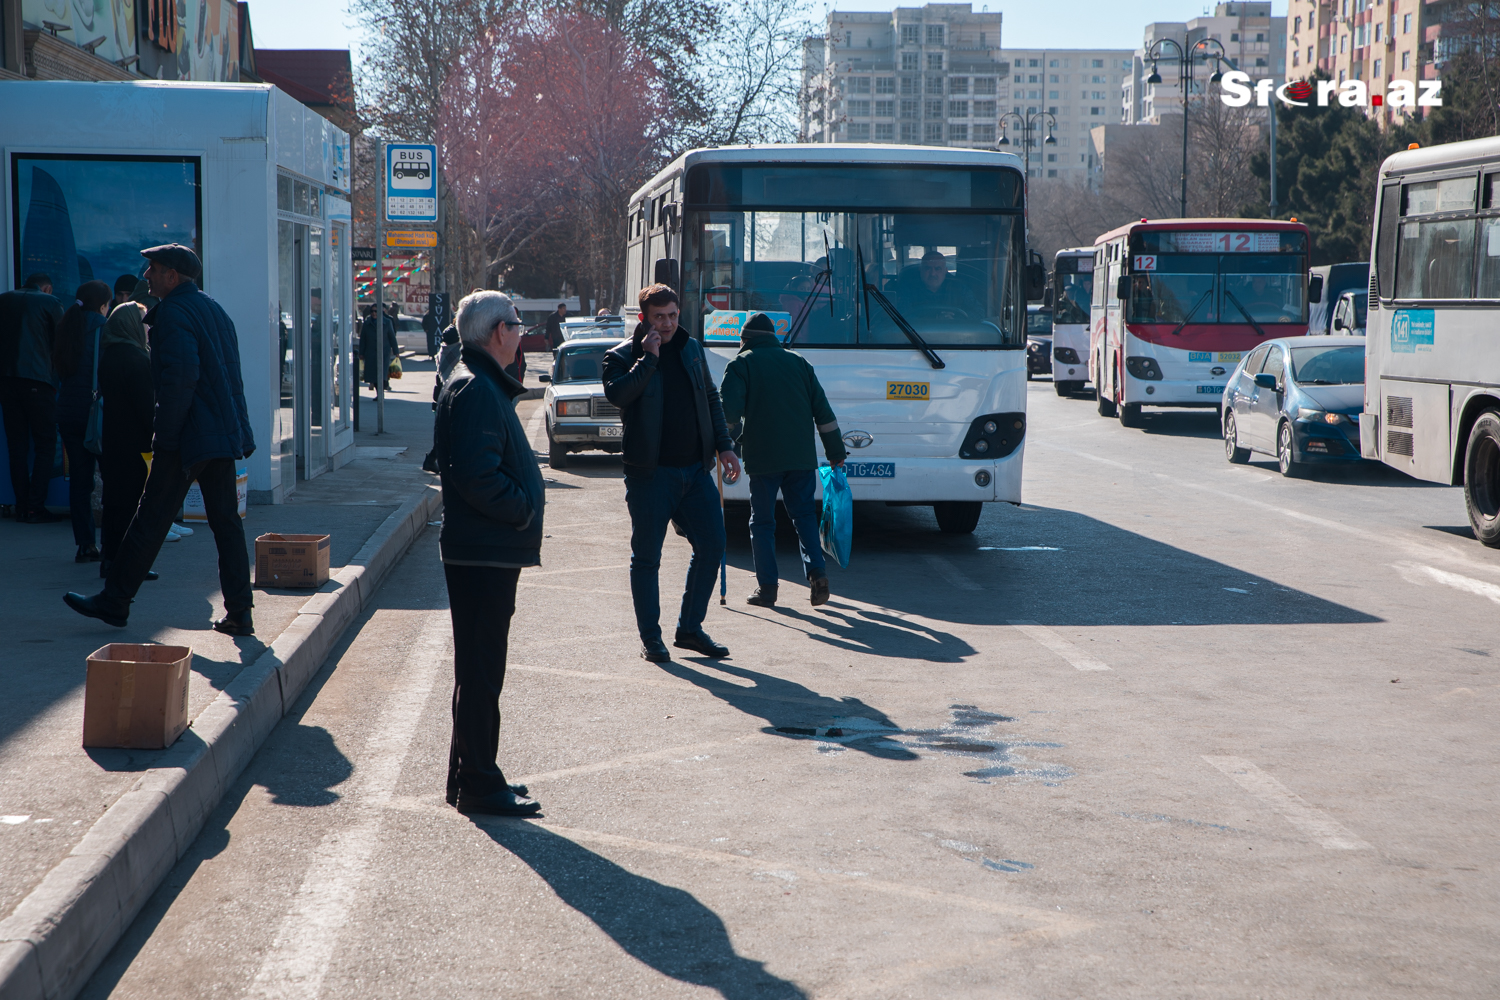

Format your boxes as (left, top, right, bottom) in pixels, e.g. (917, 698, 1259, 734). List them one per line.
(809, 576, 830, 606)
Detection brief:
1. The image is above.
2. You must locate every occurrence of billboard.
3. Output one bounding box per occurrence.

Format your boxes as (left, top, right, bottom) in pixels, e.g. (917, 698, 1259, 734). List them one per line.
(22, 0, 137, 65)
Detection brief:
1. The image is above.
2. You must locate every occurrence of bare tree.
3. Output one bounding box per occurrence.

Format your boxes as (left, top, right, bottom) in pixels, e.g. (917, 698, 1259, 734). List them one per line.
(1027, 179, 1133, 259)
(1188, 96, 1263, 218)
(694, 0, 818, 146)
(1100, 116, 1185, 220)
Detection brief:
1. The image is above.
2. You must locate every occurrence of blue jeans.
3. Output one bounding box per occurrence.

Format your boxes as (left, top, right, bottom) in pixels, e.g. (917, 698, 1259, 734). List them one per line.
(749, 468, 825, 590)
(625, 464, 725, 642)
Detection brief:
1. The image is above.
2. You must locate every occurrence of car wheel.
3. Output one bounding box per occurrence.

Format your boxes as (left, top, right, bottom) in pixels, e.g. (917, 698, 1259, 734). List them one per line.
(548, 433, 569, 469)
(1224, 411, 1251, 464)
(1464, 410, 1500, 548)
(1277, 420, 1304, 478)
(933, 501, 983, 534)
(1118, 401, 1143, 428)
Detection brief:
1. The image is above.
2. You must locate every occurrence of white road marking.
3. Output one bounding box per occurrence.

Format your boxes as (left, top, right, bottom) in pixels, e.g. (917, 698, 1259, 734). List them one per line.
(978, 546, 1060, 551)
(524, 401, 547, 448)
(923, 554, 983, 591)
(1007, 621, 1111, 671)
(1393, 561, 1500, 606)
(1203, 756, 1371, 850)
(1, 815, 29, 824)
(247, 615, 447, 1000)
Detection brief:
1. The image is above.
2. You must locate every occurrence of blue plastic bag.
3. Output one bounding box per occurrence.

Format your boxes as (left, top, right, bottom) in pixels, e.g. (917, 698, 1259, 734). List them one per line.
(818, 464, 852, 570)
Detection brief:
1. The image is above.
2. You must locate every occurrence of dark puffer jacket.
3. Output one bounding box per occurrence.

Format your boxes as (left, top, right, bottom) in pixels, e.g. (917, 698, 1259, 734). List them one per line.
(601, 326, 734, 478)
(145, 280, 255, 466)
(435, 346, 545, 568)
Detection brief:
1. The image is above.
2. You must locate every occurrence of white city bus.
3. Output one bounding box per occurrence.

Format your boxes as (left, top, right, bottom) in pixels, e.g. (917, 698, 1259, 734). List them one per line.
(1090, 218, 1313, 428)
(1359, 136, 1500, 546)
(1050, 247, 1094, 395)
(623, 145, 1037, 533)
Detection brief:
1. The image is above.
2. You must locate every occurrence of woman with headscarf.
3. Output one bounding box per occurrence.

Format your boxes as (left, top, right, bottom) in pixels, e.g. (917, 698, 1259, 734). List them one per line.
(95, 300, 155, 578)
(52, 280, 112, 561)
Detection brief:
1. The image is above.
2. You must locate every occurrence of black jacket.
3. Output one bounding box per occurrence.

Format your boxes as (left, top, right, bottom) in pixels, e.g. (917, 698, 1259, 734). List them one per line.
(145, 281, 256, 466)
(98, 341, 154, 457)
(435, 345, 544, 568)
(602, 325, 734, 478)
(0, 287, 63, 384)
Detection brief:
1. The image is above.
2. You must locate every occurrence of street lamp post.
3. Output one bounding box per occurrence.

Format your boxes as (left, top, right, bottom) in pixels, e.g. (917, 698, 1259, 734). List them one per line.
(1145, 37, 1228, 218)
(997, 108, 1057, 222)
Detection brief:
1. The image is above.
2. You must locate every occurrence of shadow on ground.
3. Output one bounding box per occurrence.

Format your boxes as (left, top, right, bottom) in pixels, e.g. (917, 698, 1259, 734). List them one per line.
(480, 820, 808, 1000)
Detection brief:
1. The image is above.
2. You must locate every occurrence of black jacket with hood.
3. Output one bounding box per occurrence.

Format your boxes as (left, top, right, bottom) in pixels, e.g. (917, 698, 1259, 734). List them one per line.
(601, 324, 734, 478)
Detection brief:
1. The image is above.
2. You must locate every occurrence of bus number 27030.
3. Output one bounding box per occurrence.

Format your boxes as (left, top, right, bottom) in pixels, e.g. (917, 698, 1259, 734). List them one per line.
(887, 381, 930, 400)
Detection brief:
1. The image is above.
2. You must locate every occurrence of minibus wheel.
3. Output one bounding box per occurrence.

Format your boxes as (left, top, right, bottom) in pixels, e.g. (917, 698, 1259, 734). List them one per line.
(1464, 410, 1500, 547)
(934, 501, 983, 534)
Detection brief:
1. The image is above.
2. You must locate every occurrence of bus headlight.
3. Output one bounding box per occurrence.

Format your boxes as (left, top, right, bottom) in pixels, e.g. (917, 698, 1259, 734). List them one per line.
(1125, 356, 1163, 380)
(1053, 347, 1080, 364)
(960, 412, 1025, 459)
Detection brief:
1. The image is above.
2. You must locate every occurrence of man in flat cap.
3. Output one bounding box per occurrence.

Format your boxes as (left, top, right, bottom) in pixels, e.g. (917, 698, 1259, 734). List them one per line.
(64, 244, 258, 635)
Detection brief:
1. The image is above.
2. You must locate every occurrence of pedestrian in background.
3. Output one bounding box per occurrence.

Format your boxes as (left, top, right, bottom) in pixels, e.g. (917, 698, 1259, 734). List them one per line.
(52, 279, 113, 562)
(422, 302, 440, 358)
(720, 312, 847, 608)
(112, 274, 139, 310)
(96, 301, 154, 577)
(434, 290, 544, 817)
(361, 304, 395, 391)
(64, 244, 256, 635)
(602, 283, 741, 663)
(421, 322, 462, 474)
(544, 302, 566, 350)
(0, 272, 64, 523)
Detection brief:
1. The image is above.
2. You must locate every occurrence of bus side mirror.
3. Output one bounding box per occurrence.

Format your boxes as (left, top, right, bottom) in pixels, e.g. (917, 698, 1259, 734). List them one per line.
(1025, 261, 1046, 301)
(653, 257, 679, 290)
(1116, 275, 1130, 300)
(1308, 274, 1324, 303)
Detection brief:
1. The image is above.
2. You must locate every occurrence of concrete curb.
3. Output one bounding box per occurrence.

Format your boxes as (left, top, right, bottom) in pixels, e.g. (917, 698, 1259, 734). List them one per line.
(0, 483, 443, 1000)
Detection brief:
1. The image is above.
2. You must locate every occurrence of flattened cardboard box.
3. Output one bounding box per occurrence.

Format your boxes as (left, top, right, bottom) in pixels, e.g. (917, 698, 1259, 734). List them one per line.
(83, 643, 192, 749)
(256, 532, 331, 588)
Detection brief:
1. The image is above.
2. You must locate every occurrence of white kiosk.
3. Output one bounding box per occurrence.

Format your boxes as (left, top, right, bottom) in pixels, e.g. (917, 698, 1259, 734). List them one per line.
(0, 81, 355, 502)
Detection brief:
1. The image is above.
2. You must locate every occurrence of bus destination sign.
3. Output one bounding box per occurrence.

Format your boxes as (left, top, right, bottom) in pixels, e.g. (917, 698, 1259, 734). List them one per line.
(1161, 232, 1283, 253)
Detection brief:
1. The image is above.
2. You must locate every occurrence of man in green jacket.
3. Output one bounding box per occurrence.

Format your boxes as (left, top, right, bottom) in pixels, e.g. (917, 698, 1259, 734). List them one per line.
(720, 312, 847, 608)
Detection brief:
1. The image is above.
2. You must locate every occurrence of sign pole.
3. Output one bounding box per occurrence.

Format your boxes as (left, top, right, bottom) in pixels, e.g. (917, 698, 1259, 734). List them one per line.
(375, 141, 385, 435)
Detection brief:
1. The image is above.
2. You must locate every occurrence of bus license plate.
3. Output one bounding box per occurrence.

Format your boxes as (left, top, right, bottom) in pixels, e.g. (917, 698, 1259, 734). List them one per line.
(845, 462, 895, 479)
(887, 382, 929, 400)
(1196, 385, 1225, 394)
(599, 425, 623, 437)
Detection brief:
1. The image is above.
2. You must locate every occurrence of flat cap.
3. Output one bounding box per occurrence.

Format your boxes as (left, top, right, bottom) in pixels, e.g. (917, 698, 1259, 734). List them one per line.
(140, 243, 202, 280)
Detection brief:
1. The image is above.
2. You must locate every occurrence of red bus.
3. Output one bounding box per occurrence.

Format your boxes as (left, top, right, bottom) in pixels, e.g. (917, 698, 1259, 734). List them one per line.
(1089, 219, 1313, 427)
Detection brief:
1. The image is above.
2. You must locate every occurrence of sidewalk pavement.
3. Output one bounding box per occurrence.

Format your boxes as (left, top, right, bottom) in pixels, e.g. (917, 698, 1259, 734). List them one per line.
(0, 352, 455, 1000)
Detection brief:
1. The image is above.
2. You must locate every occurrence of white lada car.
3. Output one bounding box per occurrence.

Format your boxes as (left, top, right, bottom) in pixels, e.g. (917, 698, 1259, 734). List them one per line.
(540, 337, 625, 469)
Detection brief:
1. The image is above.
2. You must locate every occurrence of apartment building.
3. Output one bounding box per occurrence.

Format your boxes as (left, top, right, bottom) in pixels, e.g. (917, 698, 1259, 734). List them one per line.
(1285, 0, 1433, 126)
(799, 3, 1008, 149)
(1123, 2, 1287, 124)
(1003, 48, 1133, 182)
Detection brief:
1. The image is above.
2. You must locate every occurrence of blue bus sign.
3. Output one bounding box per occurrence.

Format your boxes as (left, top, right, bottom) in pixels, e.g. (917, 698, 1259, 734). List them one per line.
(385, 143, 437, 223)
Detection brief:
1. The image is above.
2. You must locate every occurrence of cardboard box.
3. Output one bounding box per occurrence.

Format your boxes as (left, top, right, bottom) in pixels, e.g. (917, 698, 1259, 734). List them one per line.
(255, 532, 331, 588)
(82, 643, 192, 749)
(183, 460, 248, 521)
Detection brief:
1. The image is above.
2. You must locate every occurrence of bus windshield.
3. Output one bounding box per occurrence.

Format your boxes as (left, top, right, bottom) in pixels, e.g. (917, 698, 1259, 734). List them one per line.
(1127, 230, 1309, 326)
(683, 210, 1023, 348)
(1051, 256, 1093, 325)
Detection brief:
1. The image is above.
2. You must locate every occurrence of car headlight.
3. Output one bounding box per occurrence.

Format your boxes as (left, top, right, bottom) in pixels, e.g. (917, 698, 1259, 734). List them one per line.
(558, 400, 590, 416)
(1298, 407, 1344, 424)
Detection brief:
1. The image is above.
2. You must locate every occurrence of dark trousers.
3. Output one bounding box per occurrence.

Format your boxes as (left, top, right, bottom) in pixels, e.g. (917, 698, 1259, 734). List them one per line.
(624, 463, 726, 642)
(749, 469, 826, 589)
(58, 420, 96, 548)
(444, 563, 521, 799)
(104, 452, 252, 614)
(99, 448, 148, 562)
(1, 377, 57, 515)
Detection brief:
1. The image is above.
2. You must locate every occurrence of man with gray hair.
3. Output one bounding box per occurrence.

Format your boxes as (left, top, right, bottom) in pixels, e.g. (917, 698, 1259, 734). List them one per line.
(433, 290, 545, 817)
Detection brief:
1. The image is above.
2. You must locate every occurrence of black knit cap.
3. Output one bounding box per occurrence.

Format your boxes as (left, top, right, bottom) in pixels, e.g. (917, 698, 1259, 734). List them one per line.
(743, 312, 776, 336)
(140, 243, 202, 280)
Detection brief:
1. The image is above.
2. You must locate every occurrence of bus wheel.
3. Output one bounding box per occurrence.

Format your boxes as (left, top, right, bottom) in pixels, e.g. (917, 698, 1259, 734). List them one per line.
(934, 501, 983, 534)
(1118, 402, 1143, 428)
(548, 434, 569, 470)
(1096, 380, 1117, 417)
(1463, 411, 1500, 547)
(1224, 411, 1250, 464)
(1055, 380, 1081, 396)
(1277, 421, 1305, 478)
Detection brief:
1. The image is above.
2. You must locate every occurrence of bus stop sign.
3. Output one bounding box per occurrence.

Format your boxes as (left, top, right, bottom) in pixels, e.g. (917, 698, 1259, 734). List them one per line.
(386, 143, 438, 223)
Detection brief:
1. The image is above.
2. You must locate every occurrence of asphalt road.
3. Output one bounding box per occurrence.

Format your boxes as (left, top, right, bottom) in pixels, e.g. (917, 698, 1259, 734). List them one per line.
(81, 381, 1500, 999)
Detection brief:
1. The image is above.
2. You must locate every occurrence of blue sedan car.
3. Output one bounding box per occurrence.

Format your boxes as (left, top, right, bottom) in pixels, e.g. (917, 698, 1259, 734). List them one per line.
(1222, 336, 1366, 477)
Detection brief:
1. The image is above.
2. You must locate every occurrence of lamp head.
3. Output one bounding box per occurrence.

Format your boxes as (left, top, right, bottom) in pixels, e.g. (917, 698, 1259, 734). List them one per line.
(997, 133, 1010, 146)
(1146, 64, 1162, 85)
(1044, 132, 1057, 145)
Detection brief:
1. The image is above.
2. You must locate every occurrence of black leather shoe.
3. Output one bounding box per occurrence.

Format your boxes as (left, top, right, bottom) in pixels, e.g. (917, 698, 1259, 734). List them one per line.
(674, 629, 729, 658)
(641, 637, 671, 662)
(213, 609, 255, 636)
(746, 587, 778, 608)
(75, 545, 101, 563)
(455, 786, 542, 816)
(64, 591, 129, 628)
(809, 576, 830, 607)
(447, 783, 527, 806)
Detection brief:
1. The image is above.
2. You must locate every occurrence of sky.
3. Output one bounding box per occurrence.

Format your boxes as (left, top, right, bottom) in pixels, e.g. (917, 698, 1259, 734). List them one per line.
(243, 0, 1290, 61)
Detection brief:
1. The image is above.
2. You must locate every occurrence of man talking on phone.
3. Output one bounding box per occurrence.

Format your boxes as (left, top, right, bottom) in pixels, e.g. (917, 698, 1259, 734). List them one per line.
(603, 284, 741, 662)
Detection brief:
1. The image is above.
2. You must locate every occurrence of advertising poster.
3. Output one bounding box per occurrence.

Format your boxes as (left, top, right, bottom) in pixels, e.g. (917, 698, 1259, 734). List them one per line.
(22, 0, 137, 65)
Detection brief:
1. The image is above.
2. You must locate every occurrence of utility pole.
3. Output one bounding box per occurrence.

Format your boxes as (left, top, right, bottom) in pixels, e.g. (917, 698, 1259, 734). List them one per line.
(374, 140, 385, 435)
(1268, 99, 1279, 215)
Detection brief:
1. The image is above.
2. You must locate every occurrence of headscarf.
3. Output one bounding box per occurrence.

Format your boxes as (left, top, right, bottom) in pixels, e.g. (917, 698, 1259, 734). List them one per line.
(102, 301, 148, 351)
